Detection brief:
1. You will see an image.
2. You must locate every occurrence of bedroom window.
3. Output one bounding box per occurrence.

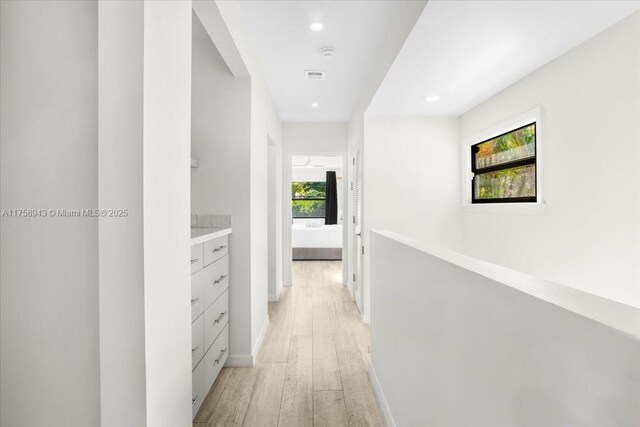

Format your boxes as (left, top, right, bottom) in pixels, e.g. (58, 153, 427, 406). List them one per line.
(292, 181, 326, 218)
(471, 122, 536, 203)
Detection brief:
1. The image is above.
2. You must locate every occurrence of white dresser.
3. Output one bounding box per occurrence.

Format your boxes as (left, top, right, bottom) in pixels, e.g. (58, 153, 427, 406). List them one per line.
(190, 229, 231, 418)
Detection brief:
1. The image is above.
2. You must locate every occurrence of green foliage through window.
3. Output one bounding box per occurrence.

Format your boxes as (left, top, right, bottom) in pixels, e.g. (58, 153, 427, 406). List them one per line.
(472, 123, 537, 203)
(292, 182, 326, 218)
(475, 164, 535, 200)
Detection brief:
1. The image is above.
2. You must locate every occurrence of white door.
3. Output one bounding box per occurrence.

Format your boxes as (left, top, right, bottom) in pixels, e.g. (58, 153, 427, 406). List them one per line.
(353, 148, 363, 313)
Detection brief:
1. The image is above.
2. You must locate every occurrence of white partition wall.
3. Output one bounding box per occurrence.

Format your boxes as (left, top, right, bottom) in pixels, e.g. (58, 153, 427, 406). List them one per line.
(369, 231, 640, 427)
(98, 1, 146, 425)
(1, 2, 100, 425)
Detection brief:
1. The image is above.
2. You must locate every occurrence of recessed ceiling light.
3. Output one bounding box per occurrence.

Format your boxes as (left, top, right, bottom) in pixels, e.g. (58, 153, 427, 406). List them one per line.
(311, 103, 319, 108)
(422, 95, 441, 102)
(309, 22, 324, 31)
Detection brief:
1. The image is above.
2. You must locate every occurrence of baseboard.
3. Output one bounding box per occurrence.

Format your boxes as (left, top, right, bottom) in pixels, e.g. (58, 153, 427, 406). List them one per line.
(368, 362, 396, 427)
(252, 314, 270, 359)
(225, 353, 254, 367)
(268, 286, 282, 302)
(226, 315, 270, 368)
(362, 312, 370, 324)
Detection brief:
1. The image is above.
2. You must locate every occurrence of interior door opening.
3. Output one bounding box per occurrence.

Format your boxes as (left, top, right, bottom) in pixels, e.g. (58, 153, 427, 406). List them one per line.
(291, 155, 344, 265)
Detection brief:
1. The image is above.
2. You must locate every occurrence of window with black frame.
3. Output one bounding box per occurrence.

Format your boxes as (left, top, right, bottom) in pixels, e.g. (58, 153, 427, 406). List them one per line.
(471, 123, 536, 203)
(292, 181, 326, 218)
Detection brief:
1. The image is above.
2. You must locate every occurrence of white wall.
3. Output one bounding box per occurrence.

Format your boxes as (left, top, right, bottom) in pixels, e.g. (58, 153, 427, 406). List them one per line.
(363, 116, 461, 318)
(212, 0, 283, 361)
(190, 10, 255, 364)
(370, 231, 640, 427)
(98, 1, 146, 425)
(282, 122, 349, 286)
(292, 166, 343, 183)
(460, 11, 640, 308)
(364, 117, 460, 246)
(3, 2, 195, 425)
(0, 2, 100, 425)
(142, 2, 193, 426)
(101, 3, 193, 425)
(347, 0, 427, 311)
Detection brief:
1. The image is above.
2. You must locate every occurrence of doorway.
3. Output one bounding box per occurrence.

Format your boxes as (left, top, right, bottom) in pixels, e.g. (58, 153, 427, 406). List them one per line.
(291, 155, 344, 263)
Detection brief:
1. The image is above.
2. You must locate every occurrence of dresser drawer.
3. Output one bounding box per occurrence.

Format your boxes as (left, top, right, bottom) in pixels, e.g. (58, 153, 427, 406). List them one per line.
(203, 235, 228, 267)
(191, 315, 204, 370)
(191, 272, 204, 322)
(204, 323, 229, 393)
(203, 255, 229, 309)
(192, 360, 204, 419)
(204, 289, 229, 352)
(191, 244, 203, 274)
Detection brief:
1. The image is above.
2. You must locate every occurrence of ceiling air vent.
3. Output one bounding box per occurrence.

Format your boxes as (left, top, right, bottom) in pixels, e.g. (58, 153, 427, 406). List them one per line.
(304, 70, 325, 81)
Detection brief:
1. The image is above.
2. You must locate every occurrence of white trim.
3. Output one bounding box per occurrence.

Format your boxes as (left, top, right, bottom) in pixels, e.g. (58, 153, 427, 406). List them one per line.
(252, 315, 270, 358)
(192, 1, 249, 78)
(226, 315, 270, 367)
(461, 107, 543, 210)
(225, 354, 254, 367)
(368, 362, 396, 427)
(361, 313, 370, 325)
(461, 202, 545, 215)
(372, 230, 640, 339)
(268, 286, 282, 302)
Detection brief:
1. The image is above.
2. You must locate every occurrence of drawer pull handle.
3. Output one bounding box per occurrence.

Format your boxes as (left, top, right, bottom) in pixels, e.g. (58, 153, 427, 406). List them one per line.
(214, 311, 227, 324)
(190, 258, 199, 265)
(212, 245, 227, 253)
(191, 297, 199, 305)
(191, 346, 199, 355)
(192, 394, 199, 407)
(212, 275, 228, 285)
(215, 348, 227, 365)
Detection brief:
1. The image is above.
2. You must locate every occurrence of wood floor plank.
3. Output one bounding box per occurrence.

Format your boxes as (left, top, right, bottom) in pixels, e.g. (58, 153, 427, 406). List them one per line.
(278, 336, 313, 427)
(205, 368, 259, 427)
(292, 287, 312, 336)
(314, 391, 348, 427)
(313, 300, 342, 391)
(337, 351, 384, 427)
(260, 293, 296, 362)
(343, 303, 371, 365)
(242, 363, 287, 427)
(332, 300, 361, 355)
(194, 367, 233, 423)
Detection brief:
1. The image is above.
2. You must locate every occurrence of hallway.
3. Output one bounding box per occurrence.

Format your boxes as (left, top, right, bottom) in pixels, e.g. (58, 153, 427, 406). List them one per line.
(193, 261, 383, 427)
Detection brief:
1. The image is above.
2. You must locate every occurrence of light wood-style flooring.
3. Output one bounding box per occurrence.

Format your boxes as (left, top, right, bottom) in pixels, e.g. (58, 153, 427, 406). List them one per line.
(193, 261, 384, 427)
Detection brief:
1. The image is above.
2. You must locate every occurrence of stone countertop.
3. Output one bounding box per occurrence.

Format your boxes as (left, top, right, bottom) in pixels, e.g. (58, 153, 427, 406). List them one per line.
(190, 227, 232, 245)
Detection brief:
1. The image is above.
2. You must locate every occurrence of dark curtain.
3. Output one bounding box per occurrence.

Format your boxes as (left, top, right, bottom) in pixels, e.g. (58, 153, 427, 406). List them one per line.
(324, 171, 338, 225)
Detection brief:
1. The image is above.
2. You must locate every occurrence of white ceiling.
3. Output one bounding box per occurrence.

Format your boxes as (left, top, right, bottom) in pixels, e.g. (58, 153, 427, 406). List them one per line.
(236, 1, 400, 122)
(368, 0, 640, 116)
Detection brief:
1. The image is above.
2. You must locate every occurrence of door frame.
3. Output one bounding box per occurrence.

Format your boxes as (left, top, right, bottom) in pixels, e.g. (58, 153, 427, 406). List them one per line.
(351, 147, 364, 313)
(283, 150, 349, 287)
